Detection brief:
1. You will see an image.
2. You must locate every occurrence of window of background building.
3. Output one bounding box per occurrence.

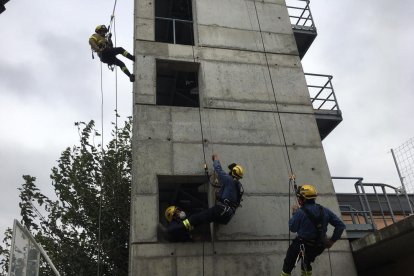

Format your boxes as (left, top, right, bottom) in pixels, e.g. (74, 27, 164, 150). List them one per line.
(156, 59, 199, 107)
(155, 0, 194, 45)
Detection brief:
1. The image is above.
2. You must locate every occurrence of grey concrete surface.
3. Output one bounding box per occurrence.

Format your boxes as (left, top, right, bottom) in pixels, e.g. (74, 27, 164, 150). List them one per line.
(351, 215, 414, 275)
(131, 0, 357, 274)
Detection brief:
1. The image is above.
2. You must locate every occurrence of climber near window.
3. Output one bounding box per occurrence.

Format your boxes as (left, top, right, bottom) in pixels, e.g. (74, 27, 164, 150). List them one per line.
(89, 25, 135, 82)
(160, 206, 192, 242)
(166, 154, 244, 238)
(280, 184, 346, 276)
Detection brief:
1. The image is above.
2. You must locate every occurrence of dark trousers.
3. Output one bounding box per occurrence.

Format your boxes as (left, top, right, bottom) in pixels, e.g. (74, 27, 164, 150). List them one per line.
(282, 238, 325, 273)
(165, 220, 192, 242)
(100, 47, 132, 76)
(167, 204, 235, 241)
(189, 204, 235, 227)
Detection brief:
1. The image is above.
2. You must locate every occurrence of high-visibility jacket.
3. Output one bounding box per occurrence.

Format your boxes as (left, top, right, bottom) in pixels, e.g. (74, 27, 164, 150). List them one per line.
(89, 33, 113, 56)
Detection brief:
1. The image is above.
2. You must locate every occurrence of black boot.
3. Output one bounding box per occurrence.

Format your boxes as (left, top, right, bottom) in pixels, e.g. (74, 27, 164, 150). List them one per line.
(126, 53, 135, 62)
(129, 74, 135, 82)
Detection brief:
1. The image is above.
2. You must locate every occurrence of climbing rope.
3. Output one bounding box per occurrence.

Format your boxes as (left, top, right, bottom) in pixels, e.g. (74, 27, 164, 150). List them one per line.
(107, 0, 118, 34)
(247, 2, 334, 275)
(96, 1, 120, 275)
(182, 0, 208, 272)
(97, 62, 104, 276)
(247, 0, 297, 245)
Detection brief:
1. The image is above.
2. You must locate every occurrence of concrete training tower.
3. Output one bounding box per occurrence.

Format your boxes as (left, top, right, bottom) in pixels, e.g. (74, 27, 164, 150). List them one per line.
(130, 0, 357, 275)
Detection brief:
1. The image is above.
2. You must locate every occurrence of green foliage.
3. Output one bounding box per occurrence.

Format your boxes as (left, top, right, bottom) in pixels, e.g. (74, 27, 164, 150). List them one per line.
(0, 228, 12, 275)
(0, 118, 132, 276)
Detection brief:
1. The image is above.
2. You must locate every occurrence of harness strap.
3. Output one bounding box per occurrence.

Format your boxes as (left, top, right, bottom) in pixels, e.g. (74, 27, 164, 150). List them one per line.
(301, 205, 325, 244)
(218, 198, 238, 209)
(295, 243, 306, 269)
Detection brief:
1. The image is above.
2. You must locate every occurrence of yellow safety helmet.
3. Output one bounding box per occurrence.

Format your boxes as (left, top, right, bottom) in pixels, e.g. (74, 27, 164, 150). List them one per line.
(165, 206, 177, 222)
(95, 25, 108, 33)
(231, 164, 244, 179)
(297, 184, 318, 199)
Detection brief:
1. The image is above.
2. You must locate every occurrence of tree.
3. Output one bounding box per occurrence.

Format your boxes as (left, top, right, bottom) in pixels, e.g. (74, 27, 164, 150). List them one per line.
(0, 118, 132, 276)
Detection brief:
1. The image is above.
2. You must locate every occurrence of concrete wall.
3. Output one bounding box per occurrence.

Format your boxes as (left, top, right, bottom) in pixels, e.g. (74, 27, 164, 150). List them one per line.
(131, 0, 357, 275)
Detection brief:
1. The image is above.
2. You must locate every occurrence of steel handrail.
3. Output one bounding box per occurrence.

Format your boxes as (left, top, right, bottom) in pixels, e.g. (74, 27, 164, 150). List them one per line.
(339, 205, 371, 225)
(333, 177, 413, 231)
(332, 177, 375, 230)
(305, 73, 340, 112)
(287, 0, 315, 29)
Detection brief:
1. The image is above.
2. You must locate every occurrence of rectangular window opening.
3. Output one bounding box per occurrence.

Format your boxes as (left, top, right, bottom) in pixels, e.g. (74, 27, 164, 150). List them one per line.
(158, 175, 211, 242)
(156, 59, 200, 107)
(155, 0, 194, 45)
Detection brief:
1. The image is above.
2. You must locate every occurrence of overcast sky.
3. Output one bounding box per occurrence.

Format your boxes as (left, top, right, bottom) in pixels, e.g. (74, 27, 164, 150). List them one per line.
(1, 0, 413, 236)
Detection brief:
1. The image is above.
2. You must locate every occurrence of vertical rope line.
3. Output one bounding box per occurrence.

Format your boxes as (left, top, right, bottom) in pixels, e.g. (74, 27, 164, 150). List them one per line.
(114, 16, 119, 151)
(251, 0, 297, 244)
(251, 0, 294, 181)
(186, 0, 206, 273)
(96, 2, 119, 275)
(243, 0, 291, 177)
(192, 31, 207, 276)
(97, 62, 104, 276)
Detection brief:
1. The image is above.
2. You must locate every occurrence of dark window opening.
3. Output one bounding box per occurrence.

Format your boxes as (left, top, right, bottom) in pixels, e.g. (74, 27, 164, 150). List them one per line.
(158, 175, 211, 242)
(156, 59, 199, 107)
(155, 0, 194, 45)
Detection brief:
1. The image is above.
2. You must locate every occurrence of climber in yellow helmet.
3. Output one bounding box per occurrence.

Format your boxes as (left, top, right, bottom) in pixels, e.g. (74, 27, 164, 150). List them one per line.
(89, 25, 135, 82)
(159, 206, 192, 242)
(280, 184, 346, 276)
(165, 154, 244, 241)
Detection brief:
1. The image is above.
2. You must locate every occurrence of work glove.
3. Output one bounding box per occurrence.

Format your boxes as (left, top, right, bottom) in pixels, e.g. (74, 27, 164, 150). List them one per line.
(291, 204, 299, 215)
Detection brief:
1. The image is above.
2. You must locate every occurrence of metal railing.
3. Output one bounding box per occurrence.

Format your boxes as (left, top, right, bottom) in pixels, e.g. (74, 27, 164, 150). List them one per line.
(340, 205, 372, 225)
(155, 16, 193, 45)
(355, 182, 413, 228)
(333, 176, 414, 231)
(305, 73, 340, 112)
(286, 0, 316, 31)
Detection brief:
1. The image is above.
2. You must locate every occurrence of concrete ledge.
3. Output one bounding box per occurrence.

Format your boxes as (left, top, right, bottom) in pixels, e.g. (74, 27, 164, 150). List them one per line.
(351, 215, 414, 273)
(352, 215, 414, 252)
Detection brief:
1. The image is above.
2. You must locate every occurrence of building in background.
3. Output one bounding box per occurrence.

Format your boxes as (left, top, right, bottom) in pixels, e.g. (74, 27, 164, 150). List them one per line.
(130, 0, 356, 275)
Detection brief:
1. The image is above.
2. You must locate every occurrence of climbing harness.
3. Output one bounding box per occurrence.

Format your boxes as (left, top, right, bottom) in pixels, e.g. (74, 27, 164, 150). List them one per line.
(301, 204, 325, 245)
(295, 243, 307, 271)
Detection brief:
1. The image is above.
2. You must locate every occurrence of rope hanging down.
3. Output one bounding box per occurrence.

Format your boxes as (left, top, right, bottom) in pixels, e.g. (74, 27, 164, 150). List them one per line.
(247, 0, 298, 242)
(96, 1, 119, 275)
(97, 62, 105, 276)
(243, 0, 298, 212)
(184, 0, 212, 272)
(249, 2, 334, 275)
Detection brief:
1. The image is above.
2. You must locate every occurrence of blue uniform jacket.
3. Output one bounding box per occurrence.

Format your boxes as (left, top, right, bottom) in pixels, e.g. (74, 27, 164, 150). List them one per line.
(289, 201, 346, 242)
(213, 160, 240, 204)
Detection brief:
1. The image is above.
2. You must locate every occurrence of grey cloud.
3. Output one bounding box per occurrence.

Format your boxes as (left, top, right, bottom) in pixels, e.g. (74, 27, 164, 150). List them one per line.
(0, 60, 37, 94)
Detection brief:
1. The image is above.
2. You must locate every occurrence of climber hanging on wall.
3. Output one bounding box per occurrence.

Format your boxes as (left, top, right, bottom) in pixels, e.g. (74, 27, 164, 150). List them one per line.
(280, 185, 346, 276)
(89, 25, 135, 82)
(165, 154, 245, 240)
